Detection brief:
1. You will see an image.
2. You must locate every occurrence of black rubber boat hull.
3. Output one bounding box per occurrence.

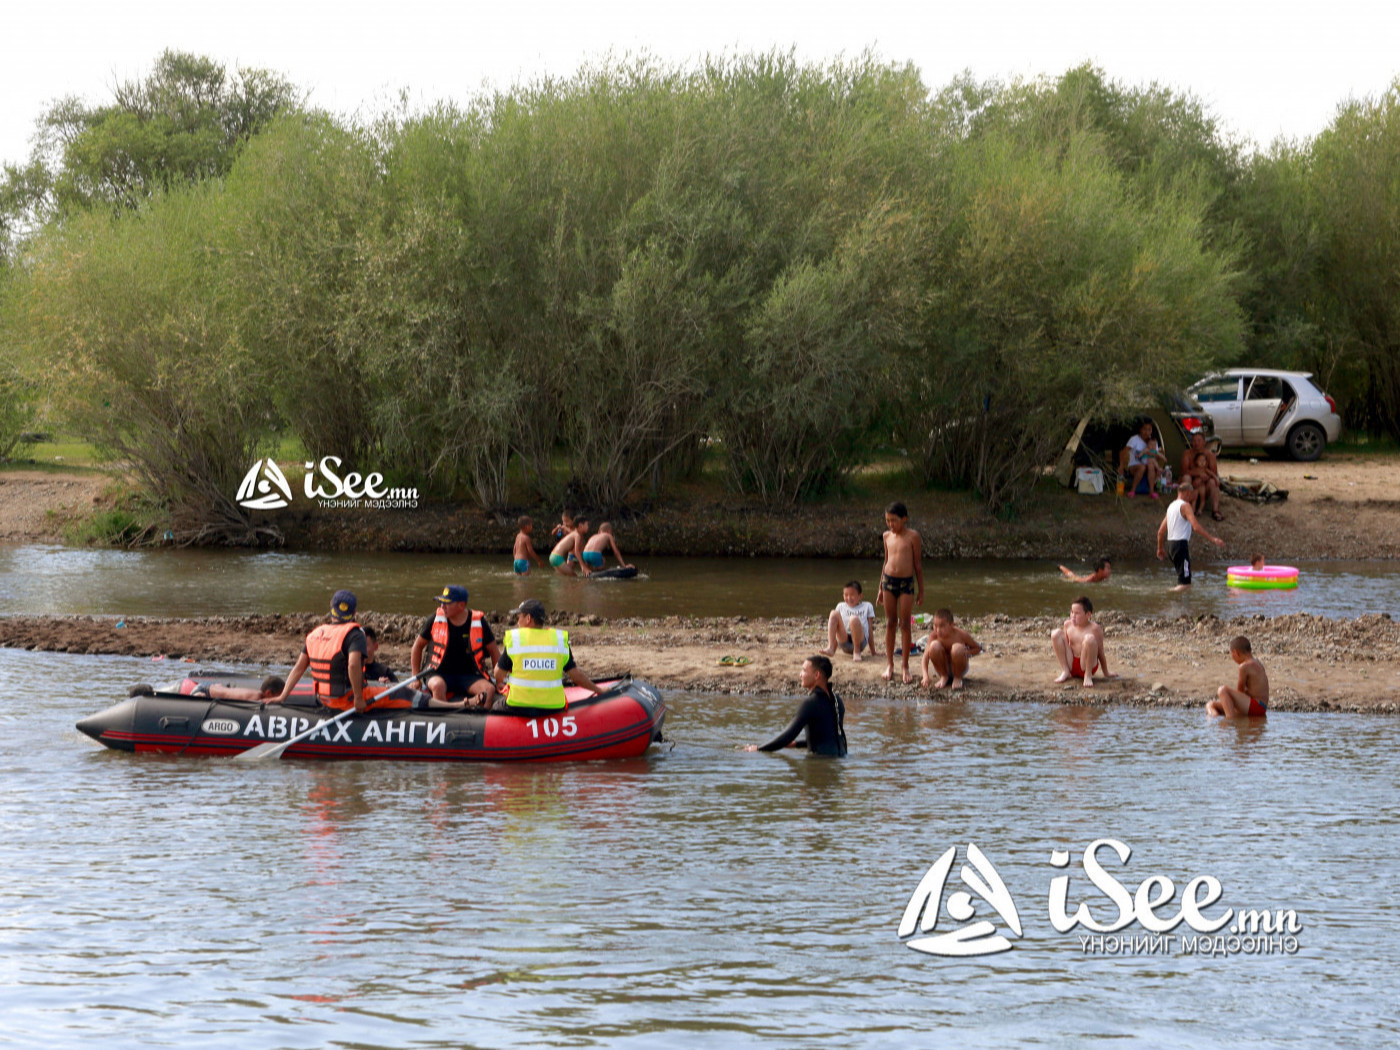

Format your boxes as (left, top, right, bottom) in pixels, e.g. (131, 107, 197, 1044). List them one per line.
(77, 677, 665, 763)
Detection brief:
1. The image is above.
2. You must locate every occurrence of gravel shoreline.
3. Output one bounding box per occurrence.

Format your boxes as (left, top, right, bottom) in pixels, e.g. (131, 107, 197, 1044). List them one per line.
(6, 610, 1396, 715)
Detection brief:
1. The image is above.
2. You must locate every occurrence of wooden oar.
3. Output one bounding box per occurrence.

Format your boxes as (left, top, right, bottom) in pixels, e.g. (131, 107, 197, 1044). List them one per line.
(234, 670, 426, 765)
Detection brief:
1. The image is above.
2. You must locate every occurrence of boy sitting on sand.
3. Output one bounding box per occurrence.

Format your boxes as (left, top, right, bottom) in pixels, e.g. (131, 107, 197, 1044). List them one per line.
(583, 522, 633, 571)
(1208, 635, 1269, 718)
(513, 516, 546, 575)
(1051, 596, 1115, 688)
(821, 580, 878, 661)
(920, 609, 980, 690)
(881, 502, 924, 684)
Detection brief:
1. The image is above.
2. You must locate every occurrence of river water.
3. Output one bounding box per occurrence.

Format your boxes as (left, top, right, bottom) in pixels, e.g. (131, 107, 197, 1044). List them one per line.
(2, 544, 1398, 621)
(3, 646, 1397, 1047)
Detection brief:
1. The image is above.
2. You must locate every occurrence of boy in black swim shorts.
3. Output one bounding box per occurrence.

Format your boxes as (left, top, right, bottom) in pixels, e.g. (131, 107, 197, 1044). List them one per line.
(880, 502, 924, 684)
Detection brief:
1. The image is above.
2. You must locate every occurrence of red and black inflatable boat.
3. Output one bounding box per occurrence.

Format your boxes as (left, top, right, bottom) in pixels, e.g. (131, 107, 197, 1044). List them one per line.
(77, 675, 665, 763)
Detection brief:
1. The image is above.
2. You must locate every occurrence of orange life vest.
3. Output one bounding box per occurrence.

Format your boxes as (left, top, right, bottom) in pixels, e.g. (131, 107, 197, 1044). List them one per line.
(305, 622, 412, 711)
(428, 607, 490, 675)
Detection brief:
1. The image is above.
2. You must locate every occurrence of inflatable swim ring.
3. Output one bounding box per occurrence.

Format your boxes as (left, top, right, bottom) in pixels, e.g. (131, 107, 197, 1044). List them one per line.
(1226, 565, 1299, 590)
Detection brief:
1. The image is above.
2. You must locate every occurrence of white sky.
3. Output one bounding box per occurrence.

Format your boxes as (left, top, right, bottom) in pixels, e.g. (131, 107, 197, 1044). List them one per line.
(4, 0, 1397, 167)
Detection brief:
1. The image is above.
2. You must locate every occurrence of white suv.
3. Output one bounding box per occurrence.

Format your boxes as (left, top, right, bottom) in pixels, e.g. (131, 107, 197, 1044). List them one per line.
(1187, 369, 1341, 461)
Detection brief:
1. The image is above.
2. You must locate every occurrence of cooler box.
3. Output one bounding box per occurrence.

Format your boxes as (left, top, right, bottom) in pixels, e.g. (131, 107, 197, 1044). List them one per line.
(1075, 467, 1104, 494)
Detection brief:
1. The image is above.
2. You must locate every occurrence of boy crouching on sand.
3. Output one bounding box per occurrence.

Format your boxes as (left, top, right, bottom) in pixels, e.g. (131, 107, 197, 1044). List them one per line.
(920, 609, 980, 690)
(822, 580, 878, 661)
(1207, 635, 1269, 718)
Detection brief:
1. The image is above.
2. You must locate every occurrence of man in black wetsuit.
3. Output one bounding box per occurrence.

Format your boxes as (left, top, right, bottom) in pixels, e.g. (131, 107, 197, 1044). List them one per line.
(745, 655, 848, 757)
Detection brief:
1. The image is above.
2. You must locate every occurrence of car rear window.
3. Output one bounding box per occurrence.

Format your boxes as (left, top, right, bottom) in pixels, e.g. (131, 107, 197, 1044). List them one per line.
(1247, 376, 1284, 400)
(1193, 376, 1240, 402)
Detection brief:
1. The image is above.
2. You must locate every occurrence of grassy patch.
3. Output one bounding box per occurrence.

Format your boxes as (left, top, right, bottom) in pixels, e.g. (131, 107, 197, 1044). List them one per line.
(61, 483, 168, 548)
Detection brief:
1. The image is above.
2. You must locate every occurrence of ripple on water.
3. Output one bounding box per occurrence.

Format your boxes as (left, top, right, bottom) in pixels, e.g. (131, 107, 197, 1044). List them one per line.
(1, 649, 1397, 1046)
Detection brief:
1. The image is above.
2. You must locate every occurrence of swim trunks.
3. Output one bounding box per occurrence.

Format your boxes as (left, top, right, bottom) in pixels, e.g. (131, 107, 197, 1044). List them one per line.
(1168, 539, 1191, 585)
(549, 553, 567, 569)
(881, 573, 916, 597)
(1246, 695, 1267, 717)
(1070, 657, 1101, 678)
(582, 550, 605, 569)
(514, 558, 529, 574)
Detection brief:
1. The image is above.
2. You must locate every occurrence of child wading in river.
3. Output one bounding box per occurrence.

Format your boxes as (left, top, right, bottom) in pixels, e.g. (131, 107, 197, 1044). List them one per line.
(512, 516, 546, 575)
(880, 502, 924, 684)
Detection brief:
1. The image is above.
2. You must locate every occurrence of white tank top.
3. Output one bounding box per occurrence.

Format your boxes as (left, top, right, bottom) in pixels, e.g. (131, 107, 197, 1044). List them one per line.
(1166, 498, 1193, 542)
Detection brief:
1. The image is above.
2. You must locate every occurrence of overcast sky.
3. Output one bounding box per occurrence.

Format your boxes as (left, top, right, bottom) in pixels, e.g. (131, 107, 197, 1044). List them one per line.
(4, 0, 1397, 167)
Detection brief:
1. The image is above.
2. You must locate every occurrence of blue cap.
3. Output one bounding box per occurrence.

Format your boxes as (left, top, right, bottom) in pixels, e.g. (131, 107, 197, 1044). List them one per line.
(435, 584, 469, 605)
(329, 589, 357, 622)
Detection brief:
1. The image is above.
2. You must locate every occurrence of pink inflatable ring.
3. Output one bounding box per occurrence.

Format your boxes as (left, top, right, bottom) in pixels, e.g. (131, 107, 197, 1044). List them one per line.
(1226, 565, 1299, 590)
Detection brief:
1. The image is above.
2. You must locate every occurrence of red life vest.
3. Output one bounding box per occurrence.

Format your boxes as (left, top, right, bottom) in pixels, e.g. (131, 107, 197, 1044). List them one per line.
(306, 620, 410, 711)
(306, 621, 361, 701)
(428, 607, 490, 675)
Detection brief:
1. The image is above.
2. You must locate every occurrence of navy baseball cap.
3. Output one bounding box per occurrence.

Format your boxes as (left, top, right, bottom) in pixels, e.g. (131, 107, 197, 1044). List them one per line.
(329, 589, 357, 622)
(435, 584, 470, 604)
(509, 598, 547, 622)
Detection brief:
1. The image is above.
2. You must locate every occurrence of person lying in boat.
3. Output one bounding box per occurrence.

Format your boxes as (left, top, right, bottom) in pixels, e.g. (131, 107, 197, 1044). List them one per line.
(191, 675, 286, 702)
(129, 677, 284, 701)
(491, 598, 602, 713)
(412, 585, 502, 709)
(582, 522, 634, 571)
(744, 655, 847, 756)
(362, 627, 397, 683)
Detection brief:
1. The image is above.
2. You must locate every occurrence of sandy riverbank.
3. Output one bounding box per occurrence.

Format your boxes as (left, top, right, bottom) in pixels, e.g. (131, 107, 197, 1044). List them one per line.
(5, 610, 1396, 714)
(2, 452, 1399, 559)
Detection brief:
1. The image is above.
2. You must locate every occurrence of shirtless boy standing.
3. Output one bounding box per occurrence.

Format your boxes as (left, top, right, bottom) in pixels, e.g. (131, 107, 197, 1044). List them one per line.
(512, 516, 546, 575)
(549, 519, 593, 577)
(920, 609, 980, 690)
(1208, 635, 1269, 718)
(880, 502, 924, 683)
(1051, 596, 1115, 688)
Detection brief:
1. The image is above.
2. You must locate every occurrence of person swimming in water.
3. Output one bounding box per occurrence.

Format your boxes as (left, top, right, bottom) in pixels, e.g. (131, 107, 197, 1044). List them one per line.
(1058, 557, 1111, 584)
(744, 655, 847, 757)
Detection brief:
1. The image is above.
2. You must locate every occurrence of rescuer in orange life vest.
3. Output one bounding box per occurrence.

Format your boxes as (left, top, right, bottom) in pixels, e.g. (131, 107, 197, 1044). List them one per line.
(410, 584, 504, 710)
(271, 589, 385, 713)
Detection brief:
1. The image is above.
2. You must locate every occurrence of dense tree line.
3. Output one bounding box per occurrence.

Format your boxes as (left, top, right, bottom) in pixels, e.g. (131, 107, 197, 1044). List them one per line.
(1, 52, 1397, 538)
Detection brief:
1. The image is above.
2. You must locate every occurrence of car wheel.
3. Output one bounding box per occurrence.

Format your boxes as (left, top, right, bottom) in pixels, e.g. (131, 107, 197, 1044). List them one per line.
(1286, 422, 1326, 461)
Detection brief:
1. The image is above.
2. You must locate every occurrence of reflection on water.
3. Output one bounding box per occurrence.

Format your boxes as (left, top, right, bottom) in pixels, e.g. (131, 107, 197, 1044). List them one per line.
(4, 648, 1397, 1047)
(2, 543, 1398, 621)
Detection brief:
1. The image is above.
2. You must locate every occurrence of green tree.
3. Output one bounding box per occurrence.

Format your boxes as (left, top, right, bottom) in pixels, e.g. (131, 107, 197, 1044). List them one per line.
(2, 186, 275, 542)
(1, 50, 299, 237)
(1309, 81, 1400, 438)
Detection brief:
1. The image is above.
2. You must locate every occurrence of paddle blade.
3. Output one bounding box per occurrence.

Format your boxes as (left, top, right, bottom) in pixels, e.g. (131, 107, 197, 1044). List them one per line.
(233, 739, 295, 764)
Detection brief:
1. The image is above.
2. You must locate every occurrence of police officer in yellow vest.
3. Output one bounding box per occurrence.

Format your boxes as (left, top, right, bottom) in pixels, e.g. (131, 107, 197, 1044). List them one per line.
(491, 599, 601, 712)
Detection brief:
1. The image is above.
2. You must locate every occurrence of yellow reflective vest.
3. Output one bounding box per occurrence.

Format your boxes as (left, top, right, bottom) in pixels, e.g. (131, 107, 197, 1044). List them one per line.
(503, 627, 570, 709)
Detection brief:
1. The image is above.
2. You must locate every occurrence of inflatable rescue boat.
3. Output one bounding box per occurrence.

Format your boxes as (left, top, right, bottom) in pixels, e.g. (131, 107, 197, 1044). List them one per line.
(77, 675, 665, 763)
